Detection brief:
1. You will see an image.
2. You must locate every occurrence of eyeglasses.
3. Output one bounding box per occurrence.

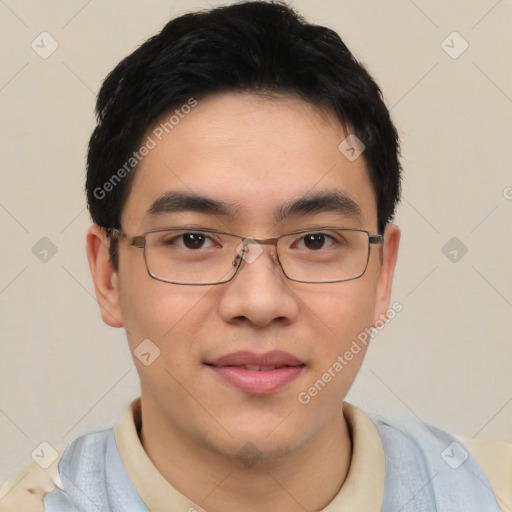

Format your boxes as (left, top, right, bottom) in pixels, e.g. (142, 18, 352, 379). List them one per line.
(108, 227, 383, 285)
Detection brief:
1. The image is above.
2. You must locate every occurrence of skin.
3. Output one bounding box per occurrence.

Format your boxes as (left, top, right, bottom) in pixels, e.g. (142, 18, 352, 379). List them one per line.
(87, 92, 400, 512)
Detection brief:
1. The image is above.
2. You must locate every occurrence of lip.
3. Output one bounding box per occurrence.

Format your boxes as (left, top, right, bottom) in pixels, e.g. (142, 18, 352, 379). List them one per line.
(207, 350, 304, 367)
(205, 350, 305, 395)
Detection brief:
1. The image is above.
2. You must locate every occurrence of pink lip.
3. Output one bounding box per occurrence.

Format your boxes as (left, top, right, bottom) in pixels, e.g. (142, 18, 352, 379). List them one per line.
(205, 350, 305, 395)
(207, 350, 304, 367)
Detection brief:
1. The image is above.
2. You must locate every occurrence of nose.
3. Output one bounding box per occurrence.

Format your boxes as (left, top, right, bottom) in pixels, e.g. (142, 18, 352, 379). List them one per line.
(218, 242, 299, 328)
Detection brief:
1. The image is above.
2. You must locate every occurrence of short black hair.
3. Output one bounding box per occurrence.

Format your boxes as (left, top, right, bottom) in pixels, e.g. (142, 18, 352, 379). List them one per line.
(86, 0, 401, 270)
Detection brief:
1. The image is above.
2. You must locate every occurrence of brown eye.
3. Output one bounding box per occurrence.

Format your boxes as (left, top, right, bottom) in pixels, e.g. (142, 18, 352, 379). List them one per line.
(182, 233, 207, 249)
(303, 233, 328, 250)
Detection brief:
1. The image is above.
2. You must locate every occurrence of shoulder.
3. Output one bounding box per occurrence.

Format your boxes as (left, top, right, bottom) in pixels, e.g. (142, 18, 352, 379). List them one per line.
(0, 428, 115, 512)
(0, 445, 66, 512)
(370, 412, 512, 512)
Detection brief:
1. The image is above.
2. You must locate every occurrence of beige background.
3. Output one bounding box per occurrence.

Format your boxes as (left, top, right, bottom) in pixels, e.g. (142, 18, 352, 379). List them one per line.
(0, 0, 511, 480)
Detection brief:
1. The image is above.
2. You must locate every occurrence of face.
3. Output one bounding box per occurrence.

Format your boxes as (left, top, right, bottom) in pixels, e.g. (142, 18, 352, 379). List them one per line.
(88, 92, 399, 462)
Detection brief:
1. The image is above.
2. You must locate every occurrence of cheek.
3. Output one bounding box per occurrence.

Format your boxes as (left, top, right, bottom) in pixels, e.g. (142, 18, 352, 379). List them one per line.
(296, 285, 376, 412)
(301, 279, 378, 353)
(119, 282, 214, 399)
(118, 271, 214, 353)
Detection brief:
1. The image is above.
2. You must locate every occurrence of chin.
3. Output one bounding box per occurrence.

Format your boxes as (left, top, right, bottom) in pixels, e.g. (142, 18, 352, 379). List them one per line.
(216, 421, 305, 462)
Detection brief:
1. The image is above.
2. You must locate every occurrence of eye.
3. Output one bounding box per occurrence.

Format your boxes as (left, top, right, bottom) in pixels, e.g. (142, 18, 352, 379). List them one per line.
(163, 232, 216, 250)
(182, 233, 210, 249)
(296, 233, 336, 250)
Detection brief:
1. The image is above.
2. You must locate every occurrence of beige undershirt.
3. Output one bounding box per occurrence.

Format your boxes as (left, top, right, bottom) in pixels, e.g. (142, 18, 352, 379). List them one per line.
(114, 398, 386, 512)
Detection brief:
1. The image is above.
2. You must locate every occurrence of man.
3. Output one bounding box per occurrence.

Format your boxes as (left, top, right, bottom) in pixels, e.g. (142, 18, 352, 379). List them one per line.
(1, 1, 510, 511)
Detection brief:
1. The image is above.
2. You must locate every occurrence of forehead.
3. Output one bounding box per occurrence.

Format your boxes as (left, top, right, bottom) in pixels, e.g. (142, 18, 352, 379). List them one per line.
(121, 92, 377, 232)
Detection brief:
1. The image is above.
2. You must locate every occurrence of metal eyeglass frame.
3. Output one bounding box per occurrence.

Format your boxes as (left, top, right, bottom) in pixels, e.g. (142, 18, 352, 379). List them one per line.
(107, 226, 384, 285)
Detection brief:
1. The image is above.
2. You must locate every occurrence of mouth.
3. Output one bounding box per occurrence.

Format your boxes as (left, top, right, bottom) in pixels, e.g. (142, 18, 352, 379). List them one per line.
(213, 364, 299, 371)
(204, 350, 305, 395)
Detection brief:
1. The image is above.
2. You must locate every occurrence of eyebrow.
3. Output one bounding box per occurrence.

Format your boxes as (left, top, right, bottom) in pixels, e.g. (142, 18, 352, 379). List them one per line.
(273, 190, 361, 224)
(146, 190, 362, 223)
(147, 191, 241, 219)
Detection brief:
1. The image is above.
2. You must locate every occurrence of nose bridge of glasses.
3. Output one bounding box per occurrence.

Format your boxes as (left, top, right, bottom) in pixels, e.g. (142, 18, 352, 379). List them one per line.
(234, 236, 279, 267)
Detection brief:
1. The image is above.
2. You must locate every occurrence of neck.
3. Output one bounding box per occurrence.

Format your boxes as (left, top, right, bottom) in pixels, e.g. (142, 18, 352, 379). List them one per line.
(139, 398, 352, 512)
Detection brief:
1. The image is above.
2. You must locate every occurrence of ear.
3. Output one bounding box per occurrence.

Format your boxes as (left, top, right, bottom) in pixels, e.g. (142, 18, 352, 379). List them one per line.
(86, 224, 124, 328)
(373, 223, 400, 324)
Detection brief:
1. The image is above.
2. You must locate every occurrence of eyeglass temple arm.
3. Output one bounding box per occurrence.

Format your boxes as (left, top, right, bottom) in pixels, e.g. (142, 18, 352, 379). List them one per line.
(369, 234, 384, 244)
(107, 228, 146, 248)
